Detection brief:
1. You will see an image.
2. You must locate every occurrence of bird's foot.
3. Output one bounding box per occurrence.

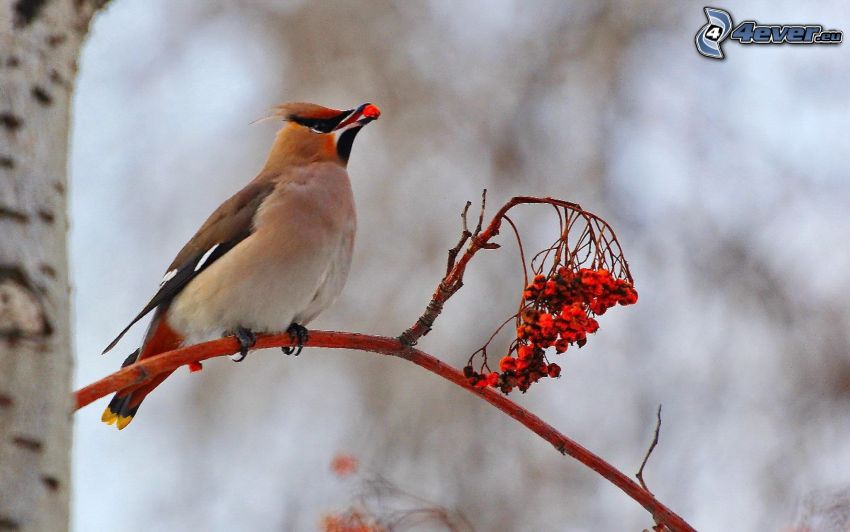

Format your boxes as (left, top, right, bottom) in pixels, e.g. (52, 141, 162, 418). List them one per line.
(282, 323, 308, 356)
(231, 326, 256, 362)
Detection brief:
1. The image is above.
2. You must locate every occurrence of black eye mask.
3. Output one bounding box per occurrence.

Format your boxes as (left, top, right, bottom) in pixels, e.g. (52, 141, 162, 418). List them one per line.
(288, 109, 353, 133)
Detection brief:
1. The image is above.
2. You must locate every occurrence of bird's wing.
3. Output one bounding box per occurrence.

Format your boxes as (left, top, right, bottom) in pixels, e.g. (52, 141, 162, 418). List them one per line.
(102, 179, 277, 354)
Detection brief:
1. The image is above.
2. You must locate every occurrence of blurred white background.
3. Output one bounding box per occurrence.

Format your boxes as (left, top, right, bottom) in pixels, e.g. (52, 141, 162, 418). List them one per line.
(70, 1, 850, 530)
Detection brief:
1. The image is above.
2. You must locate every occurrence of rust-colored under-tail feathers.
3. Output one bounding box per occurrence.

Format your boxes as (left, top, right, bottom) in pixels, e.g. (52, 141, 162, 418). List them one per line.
(101, 315, 183, 430)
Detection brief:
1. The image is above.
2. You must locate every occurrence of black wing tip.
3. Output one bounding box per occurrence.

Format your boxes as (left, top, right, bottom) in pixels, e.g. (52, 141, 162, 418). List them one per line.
(101, 339, 119, 355)
(102, 323, 134, 355)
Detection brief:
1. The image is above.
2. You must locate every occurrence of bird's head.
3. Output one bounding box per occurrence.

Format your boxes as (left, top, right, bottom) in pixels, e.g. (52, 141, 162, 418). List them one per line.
(270, 102, 381, 165)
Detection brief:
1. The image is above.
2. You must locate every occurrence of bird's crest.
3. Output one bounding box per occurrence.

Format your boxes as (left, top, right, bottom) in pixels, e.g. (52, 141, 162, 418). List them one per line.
(269, 102, 380, 133)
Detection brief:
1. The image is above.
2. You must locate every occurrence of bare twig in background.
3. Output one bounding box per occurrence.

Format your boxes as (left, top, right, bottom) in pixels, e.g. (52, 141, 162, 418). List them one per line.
(348, 475, 475, 532)
(637, 406, 667, 532)
(636, 404, 663, 493)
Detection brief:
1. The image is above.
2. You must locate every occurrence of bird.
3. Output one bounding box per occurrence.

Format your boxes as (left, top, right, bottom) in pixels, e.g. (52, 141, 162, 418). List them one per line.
(100, 101, 380, 430)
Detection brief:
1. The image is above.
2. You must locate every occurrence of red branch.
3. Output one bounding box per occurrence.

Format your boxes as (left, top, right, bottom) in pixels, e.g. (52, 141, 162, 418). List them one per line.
(74, 331, 694, 532)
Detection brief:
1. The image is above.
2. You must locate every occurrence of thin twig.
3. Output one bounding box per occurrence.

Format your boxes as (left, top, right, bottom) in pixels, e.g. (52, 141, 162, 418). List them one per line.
(502, 214, 528, 288)
(477, 313, 520, 356)
(473, 189, 487, 237)
(636, 404, 663, 493)
(446, 201, 473, 275)
(73, 333, 694, 532)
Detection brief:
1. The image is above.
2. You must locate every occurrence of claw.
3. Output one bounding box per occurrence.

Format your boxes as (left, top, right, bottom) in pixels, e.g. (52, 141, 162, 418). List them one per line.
(231, 326, 256, 362)
(282, 323, 308, 356)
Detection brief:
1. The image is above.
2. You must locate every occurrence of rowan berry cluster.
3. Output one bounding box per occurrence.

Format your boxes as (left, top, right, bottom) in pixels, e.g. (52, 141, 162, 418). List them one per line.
(321, 511, 385, 532)
(465, 267, 637, 394)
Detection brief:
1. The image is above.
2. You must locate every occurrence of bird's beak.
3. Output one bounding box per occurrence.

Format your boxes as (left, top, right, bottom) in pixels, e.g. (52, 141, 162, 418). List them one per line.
(334, 103, 381, 131)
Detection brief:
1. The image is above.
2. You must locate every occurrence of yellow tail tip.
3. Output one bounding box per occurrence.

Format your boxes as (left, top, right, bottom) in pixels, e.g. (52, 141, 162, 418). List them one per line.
(115, 415, 133, 430)
(101, 409, 117, 425)
(101, 408, 133, 429)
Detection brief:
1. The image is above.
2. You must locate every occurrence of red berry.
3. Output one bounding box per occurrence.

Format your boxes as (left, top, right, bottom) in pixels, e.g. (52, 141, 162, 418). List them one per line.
(499, 356, 517, 372)
(517, 345, 534, 360)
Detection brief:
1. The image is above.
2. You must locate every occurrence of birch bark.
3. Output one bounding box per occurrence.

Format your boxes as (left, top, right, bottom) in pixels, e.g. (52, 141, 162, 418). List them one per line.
(1, 1, 107, 530)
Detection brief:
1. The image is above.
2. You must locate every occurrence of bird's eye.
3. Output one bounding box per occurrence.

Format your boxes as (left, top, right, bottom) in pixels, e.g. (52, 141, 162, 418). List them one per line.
(291, 114, 345, 134)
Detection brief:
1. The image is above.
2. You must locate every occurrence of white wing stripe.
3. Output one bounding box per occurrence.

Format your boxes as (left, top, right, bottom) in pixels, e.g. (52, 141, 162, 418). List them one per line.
(194, 243, 221, 272)
(159, 269, 178, 287)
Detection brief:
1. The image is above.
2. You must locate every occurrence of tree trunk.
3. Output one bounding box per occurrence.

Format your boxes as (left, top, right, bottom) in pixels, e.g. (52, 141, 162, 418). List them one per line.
(1, 1, 106, 530)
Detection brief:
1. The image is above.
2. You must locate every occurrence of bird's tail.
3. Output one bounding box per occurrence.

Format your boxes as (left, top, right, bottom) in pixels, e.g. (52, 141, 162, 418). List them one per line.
(101, 373, 175, 430)
(102, 315, 183, 430)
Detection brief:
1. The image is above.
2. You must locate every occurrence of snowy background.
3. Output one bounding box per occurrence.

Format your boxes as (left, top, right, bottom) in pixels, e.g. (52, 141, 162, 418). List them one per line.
(70, 1, 850, 530)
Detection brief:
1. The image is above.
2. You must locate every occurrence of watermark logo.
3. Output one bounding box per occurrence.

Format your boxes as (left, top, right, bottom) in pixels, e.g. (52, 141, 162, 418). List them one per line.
(695, 7, 843, 59)
(695, 7, 733, 58)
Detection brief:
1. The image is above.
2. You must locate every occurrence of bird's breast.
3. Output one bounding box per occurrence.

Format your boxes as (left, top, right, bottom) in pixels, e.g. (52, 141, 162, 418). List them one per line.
(167, 164, 356, 343)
